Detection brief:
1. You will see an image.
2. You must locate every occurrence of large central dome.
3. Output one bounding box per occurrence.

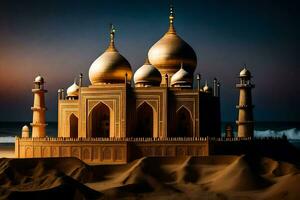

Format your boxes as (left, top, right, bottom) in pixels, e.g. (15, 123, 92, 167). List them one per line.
(89, 26, 132, 85)
(148, 6, 197, 83)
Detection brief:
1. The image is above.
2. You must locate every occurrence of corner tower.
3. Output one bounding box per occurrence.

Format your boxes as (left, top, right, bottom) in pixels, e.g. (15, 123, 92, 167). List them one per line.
(31, 75, 47, 138)
(236, 68, 255, 138)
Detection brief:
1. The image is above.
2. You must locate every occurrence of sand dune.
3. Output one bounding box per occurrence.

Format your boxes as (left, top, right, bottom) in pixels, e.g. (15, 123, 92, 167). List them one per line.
(0, 155, 299, 200)
(0, 157, 101, 199)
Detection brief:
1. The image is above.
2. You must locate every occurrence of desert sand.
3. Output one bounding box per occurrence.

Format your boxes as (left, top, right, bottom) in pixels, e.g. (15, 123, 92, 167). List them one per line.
(0, 152, 300, 200)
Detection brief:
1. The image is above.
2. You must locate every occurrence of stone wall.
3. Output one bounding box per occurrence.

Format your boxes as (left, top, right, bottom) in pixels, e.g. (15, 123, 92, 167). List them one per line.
(15, 137, 287, 164)
(15, 137, 209, 164)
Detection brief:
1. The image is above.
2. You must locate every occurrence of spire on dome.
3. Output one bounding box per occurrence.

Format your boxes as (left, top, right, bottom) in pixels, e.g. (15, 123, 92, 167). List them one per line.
(108, 23, 116, 51)
(168, 3, 176, 33)
(144, 57, 150, 65)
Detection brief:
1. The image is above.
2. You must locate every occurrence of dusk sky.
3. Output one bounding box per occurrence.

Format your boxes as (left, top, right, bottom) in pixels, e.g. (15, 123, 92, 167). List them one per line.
(0, 0, 299, 122)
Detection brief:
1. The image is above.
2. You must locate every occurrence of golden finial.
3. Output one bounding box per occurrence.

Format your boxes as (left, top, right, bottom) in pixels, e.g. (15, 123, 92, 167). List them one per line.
(144, 57, 150, 65)
(169, 3, 175, 24)
(168, 2, 176, 33)
(108, 23, 116, 50)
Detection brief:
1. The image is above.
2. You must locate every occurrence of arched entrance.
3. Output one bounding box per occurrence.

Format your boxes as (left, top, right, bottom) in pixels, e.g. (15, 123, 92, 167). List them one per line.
(136, 102, 153, 137)
(89, 102, 110, 137)
(69, 114, 78, 138)
(175, 107, 193, 137)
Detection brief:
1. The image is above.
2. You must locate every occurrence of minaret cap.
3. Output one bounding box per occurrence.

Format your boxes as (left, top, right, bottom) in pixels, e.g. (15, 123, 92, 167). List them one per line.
(34, 75, 44, 83)
(239, 67, 252, 78)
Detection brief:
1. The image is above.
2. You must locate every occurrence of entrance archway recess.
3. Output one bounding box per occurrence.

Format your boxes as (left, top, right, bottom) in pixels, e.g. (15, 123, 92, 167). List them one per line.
(175, 106, 193, 137)
(136, 102, 156, 137)
(69, 113, 78, 138)
(89, 102, 114, 137)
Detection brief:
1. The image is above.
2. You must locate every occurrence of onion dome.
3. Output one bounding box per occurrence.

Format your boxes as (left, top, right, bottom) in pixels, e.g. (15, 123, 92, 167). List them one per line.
(148, 5, 197, 82)
(89, 25, 132, 85)
(34, 75, 44, 83)
(170, 63, 193, 87)
(203, 81, 212, 93)
(134, 58, 162, 87)
(67, 81, 80, 97)
(239, 68, 251, 78)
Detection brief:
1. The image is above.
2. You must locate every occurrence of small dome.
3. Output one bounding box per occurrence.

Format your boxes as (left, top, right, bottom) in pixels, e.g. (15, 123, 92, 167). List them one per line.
(170, 64, 193, 87)
(34, 75, 44, 83)
(67, 81, 80, 97)
(22, 125, 29, 132)
(22, 125, 29, 138)
(239, 68, 251, 77)
(89, 26, 132, 85)
(203, 82, 212, 93)
(134, 58, 162, 87)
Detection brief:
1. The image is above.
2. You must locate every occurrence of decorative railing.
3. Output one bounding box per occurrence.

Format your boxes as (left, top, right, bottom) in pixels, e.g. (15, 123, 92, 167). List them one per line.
(15, 136, 286, 142)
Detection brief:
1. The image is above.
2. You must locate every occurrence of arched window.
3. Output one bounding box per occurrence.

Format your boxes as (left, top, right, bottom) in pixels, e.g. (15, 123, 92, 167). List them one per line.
(175, 107, 193, 137)
(89, 102, 110, 137)
(136, 102, 154, 137)
(69, 114, 78, 138)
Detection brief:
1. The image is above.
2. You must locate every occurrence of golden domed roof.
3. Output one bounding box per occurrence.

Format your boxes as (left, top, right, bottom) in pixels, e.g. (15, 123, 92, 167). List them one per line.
(239, 67, 251, 77)
(134, 58, 162, 87)
(67, 81, 80, 97)
(89, 25, 132, 85)
(148, 6, 197, 77)
(170, 63, 193, 87)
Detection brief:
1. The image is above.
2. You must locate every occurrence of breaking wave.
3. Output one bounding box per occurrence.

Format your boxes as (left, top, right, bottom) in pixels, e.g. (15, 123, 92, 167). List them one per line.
(254, 128, 300, 140)
(0, 136, 15, 144)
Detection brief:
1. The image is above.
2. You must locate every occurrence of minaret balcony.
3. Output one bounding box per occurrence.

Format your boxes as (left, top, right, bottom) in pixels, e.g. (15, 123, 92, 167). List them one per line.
(30, 122, 47, 127)
(236, 120, 254, 125)
(236, 83, 255, 88)
(236, 105, 255, 109)
(31, 107, 47, 111)
(32, 89, 48, 93)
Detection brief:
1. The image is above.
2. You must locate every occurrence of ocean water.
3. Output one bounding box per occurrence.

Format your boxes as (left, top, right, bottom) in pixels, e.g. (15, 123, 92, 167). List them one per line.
(0, 121, 300, 143)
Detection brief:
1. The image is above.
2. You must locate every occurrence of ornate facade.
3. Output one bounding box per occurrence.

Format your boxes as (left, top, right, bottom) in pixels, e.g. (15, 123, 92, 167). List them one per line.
(15, 5, 265, 164)
(57, 6, 221, 139)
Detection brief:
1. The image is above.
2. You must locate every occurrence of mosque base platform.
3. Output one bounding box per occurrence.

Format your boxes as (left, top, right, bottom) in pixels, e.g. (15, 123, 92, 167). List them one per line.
(15, 137, 289, 164)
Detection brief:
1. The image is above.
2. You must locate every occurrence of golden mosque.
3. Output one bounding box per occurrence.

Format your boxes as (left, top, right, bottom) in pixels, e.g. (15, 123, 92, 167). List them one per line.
(15, 6, 263, 164)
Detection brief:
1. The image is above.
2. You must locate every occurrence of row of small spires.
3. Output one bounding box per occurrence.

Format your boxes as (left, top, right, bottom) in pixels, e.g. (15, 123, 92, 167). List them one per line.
(16, 135, 287, 142)
(56, 73, 221, 100)
(19, 126, 286, 141)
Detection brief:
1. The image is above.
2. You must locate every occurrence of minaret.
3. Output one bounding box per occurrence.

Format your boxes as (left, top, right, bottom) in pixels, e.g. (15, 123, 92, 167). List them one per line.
(31, 75, 47, 138)
(236, 68, 255, 138)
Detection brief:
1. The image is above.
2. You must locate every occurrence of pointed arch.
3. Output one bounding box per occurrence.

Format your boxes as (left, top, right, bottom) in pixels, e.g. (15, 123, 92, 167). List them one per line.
(69, 113, 78, 138)
(175, 106, 193, 137)
(89, 102, 111, 137)
(135, 102, 154, 137)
